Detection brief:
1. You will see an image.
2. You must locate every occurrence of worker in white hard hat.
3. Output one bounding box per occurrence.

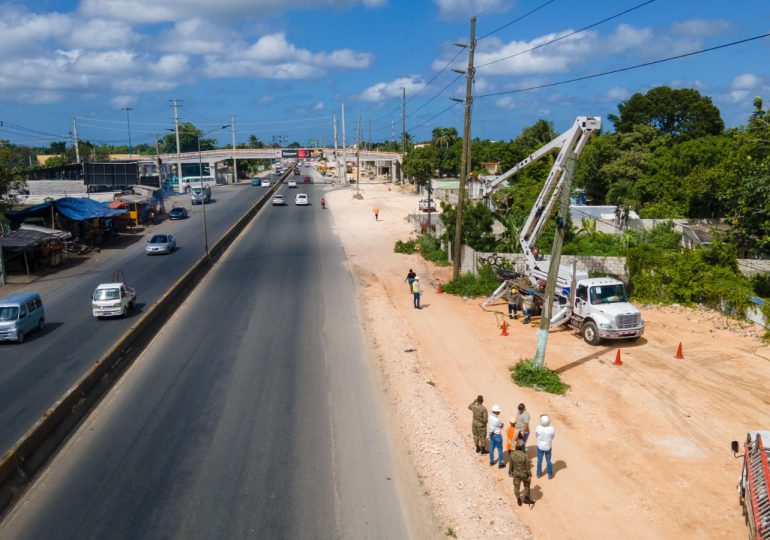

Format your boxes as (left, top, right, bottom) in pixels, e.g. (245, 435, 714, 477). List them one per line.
(488, 404, 505, 468)
(535, 414, 556, 479)
(411, 276, 421, 309)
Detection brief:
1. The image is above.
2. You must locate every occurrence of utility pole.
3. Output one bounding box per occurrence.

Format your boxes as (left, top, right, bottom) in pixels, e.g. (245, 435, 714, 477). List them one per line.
(155, 134, 162, 189)
(72, 115, 80, 164)
(170, 99, 183, 193)
(356, 113, 361, 194)
(341, 103, 347, 184)
(451, 16, 476, 280)
(368, 117, 371, 152)
(231, 116, 237, 183)
(122, 107, 133, 157)
(533, 153, 577, 368)
(401, 87, 406, 157)
(333, 114, 339, 184)
(392, 120, 395, 144)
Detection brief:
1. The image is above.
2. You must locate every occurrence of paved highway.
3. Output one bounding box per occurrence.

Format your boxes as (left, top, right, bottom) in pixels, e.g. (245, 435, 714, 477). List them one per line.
(0, 174, 281, 454)
(0, 167, 413, 539)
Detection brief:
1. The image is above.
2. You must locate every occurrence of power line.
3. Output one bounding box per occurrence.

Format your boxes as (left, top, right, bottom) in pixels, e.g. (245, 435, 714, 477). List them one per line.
(477, 0, 555, 41)
(476, 31, 770, 98)
(407, 102, 462, 133)
(477, 0, 656, 69)
(411, 73, 464, 117)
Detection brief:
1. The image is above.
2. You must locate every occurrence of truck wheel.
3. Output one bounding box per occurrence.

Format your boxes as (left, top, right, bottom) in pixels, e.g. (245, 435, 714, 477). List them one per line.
(38, 318, 45, 331)
(582, 321, 601, 346)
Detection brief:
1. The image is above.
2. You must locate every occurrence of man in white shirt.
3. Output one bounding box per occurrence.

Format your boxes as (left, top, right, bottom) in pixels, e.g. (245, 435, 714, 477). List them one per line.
(488, 404, 505, 468)
(535, 414, 555, 479)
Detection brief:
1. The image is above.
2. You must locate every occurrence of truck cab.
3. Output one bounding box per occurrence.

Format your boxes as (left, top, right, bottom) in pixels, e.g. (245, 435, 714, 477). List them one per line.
(571, 278, 644, 344)
(92, 283, 136, 318)
(190, 185, 211, 205)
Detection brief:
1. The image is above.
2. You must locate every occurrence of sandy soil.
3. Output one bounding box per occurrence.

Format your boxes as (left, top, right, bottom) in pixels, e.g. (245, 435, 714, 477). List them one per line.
(327, 181, 770, 540)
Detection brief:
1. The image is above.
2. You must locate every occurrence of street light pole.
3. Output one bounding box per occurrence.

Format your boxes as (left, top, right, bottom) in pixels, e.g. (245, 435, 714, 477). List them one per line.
(197, 125, 229, 262)
(123, 107, 133, 157)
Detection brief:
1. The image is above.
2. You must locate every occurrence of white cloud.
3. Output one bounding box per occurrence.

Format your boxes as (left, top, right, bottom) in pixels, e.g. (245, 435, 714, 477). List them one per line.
(314, 101, 325, 111)
(433, 0, 514, 21)
(79, 0, 387, 23)
(110, 95, 137, 108)
(157, 18, 230, 54)
(729, 73, 764, 103)
(607, 86, 630, 101)
(359, 76, 424, 102)
(0, 6, 72, 55)
(671, 19, 731, 37)
(203, 32, 373, 79)
(495, 96, 517, 109)
(68, 18, 137, 49)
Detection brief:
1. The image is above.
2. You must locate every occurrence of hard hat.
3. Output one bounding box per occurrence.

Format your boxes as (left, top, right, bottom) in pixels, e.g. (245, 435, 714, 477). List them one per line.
(491, 404, 501, 413)
(414, 276, 419, 280)
(509, 417, 516, 424)
(540, 414, 551, 427)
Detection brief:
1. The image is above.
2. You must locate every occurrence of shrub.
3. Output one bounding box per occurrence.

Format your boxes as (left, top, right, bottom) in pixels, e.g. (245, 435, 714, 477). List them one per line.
(442, 264, 500, 297)
(416, 235, 449, 266)
(394, 239, 417, 254)
(752, 273, 770, 299)
(511, 359, 570, 395)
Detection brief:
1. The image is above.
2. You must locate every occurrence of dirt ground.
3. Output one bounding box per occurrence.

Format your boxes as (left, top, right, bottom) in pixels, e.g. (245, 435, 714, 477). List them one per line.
(326, 181, 770, 540)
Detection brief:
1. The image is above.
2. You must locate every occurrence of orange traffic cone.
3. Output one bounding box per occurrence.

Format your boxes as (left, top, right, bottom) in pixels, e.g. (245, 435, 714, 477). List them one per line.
(614, 348, 623, 366)
(437, 280, 443, 294)
(674, 342, 684, 359)
(501, 321, 509, 336)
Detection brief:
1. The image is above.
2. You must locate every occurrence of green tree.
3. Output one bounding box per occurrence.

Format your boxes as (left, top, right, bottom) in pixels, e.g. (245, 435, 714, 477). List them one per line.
(440, 200, 496, 251)
(248, 135, 264, 149)
(288, 141, 301, 148)
(609, 86, 724, 140)
(403, 146, 434, 185)
(0, 146, 23, 206)
(159, 123, 217, 153)
(44, 155, 70, 167)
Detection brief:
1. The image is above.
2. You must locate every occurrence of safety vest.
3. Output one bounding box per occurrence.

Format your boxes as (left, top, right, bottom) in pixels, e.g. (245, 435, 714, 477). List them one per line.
(412, 281, 420, 294)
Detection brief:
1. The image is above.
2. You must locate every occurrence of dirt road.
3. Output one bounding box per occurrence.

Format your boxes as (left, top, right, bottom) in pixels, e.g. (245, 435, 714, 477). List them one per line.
(327, 182, 770, 540)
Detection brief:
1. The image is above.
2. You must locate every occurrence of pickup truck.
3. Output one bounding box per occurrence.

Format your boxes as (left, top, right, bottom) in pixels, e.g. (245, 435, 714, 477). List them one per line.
(92, 282, 136, 318)
(419, 199, 437, 212)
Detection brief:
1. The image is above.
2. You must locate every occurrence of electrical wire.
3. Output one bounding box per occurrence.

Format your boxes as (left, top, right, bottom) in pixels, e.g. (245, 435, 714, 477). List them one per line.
(407, 101, 462, 133)
(477, 0, 656, 69)
(477, 0, 555, 41)
(476, 31, 770, 98)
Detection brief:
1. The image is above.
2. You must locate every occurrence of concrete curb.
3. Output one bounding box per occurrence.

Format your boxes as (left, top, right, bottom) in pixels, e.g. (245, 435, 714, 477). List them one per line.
(0, 166, 292, 515)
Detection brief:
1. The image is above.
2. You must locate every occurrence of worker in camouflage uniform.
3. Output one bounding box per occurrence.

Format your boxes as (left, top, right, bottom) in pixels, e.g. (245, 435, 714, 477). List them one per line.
(468, 395, 488, 454)
(511, 439, 534, 506)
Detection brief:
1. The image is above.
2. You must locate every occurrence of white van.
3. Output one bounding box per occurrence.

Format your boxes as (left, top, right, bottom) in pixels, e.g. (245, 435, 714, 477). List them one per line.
(0, 292, 45, 343)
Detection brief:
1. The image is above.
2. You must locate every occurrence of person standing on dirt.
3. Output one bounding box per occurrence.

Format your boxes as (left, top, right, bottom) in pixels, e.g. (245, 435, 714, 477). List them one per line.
(488, 404, 505, 468)
(515, 403, 531, 445)
(511, 440, 534, 506)
(506, 288, 520, 320)
(468, 395, 488, 454)
(411, 276, 421, 309)
(405, 269, 416, 292)
(372, 207, 380, 221)
(506, 417, 518, 474)
(535, 414, 555, 479)
(522, 292, 534, 324)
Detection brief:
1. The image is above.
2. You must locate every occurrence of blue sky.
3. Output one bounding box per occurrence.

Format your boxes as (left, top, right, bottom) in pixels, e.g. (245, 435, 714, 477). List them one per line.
(0, 0, 768, 149)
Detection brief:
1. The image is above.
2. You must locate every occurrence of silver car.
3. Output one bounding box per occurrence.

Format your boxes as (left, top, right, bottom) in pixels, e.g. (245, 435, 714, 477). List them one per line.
(145, 234, 176, 255)
(272, 194, 286, 206)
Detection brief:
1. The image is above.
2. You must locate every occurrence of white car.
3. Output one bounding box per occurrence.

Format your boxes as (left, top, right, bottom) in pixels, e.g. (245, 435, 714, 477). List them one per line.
(295, 194, 309, 206)
(261, 179, 270, 187)
(287, 179, 297, 188)
(272, 194, 286, 206)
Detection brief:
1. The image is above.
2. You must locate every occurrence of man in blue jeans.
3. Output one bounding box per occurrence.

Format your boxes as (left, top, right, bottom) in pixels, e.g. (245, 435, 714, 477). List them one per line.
(535, 413, 555, 478)
(411, 276, 421, 309)
(488, 404, 505, 468)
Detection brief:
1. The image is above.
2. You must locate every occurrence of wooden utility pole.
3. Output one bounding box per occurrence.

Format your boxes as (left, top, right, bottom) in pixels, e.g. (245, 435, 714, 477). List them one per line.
(452, 16, 476, 280)
(533, 153, 577, 368)
(401, 87, 406, 157)
(72, 115, 80, 164)
(356, 113, 361, 194)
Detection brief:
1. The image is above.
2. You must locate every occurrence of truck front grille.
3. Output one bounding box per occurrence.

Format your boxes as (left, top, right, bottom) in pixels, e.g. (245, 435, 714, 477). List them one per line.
(615, 313, 641, 329)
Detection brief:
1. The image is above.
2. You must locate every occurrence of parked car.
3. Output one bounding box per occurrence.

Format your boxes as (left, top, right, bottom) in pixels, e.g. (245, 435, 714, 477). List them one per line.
(287, 179, 297, 188)
(295, 194, 309, 206)
(272, 194, 286, 206)
(168, 207, 188, 220)
(418, 199, 437, 212)
(303, 176, 311, 183)
(92, 283, 136, 318)
(261, 179, 271, 187)
(145, 234, 176, 255)
(0, 292, 45, 343)
(251, 177, 262, 186)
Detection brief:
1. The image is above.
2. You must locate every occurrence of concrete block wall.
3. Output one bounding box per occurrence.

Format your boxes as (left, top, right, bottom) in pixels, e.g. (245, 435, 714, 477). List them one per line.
(25, 180, 87, 196)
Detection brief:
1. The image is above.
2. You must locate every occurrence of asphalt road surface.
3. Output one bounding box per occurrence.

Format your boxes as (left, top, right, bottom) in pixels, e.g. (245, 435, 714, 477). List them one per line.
(0, 176, 281, 454)
(0, 173, 412, 539)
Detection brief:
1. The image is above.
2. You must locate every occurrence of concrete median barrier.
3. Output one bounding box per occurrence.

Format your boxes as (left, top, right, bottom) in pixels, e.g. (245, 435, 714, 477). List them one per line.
(0, 166, 293, 515)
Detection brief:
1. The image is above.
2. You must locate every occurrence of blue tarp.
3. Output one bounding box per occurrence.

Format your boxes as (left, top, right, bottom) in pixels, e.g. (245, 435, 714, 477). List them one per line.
(7, 198, 127, 223)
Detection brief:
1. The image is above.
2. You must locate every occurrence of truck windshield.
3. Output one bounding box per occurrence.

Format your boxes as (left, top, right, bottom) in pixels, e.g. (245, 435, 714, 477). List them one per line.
(0, 307, 19, 321)
(590, 284, 628, 305)
(94, 289, 120, 301)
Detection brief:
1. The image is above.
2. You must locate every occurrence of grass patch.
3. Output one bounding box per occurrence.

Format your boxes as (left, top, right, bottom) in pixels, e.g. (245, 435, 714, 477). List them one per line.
(416, 235, 449, 266)
(394, 239, 417, 254)
(445, 526, 457, 538)
(442, 264, 500, 297)
(511, 359, 570, 395)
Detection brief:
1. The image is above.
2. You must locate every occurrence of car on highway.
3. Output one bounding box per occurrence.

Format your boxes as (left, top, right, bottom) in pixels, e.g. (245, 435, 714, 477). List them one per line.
(92, 283, 136, 318)
(293, 168, 300, 175)
(168, 207, 188, 220)
(251, 177, 262, 186)
(295, 194, 309, 206)
(261, 179, 271, 187)
(287, 179, 297, 188)
(272, 194, 286, 206)
(0, 292, 45, 344)
(145, 234, 176, 255)
(303, 176, 311, 183)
